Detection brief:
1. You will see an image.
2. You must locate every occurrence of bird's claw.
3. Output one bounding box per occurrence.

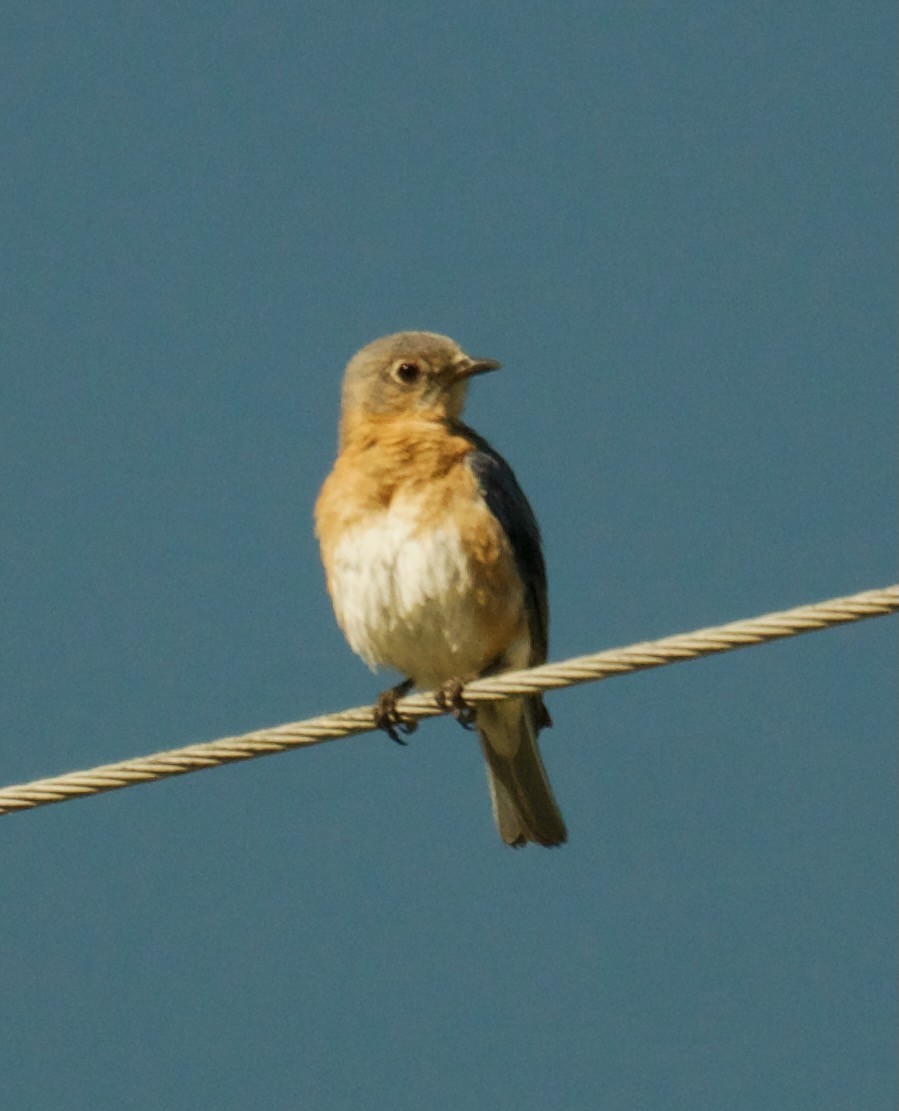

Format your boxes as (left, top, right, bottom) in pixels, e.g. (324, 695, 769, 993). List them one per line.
(374, 679, 417, 745)
(436, 679, 477, 730)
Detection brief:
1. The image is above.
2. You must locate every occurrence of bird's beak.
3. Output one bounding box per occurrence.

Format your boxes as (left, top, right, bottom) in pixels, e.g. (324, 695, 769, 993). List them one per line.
(453, 357, 501, 382)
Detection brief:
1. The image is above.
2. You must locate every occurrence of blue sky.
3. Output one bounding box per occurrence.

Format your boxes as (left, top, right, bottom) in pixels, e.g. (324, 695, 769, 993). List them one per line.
(1, 3, 895, 1109)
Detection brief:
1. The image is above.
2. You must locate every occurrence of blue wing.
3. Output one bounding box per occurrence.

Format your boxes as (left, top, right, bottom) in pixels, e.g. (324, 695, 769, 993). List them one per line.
(463, 429, 549, 666)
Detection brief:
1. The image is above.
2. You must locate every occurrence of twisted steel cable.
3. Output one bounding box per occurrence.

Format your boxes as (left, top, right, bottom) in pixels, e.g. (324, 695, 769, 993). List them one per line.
(1, 584, 895, 816)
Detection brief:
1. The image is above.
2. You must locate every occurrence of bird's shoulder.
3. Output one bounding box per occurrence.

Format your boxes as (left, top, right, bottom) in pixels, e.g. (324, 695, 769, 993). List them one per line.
(457, 425, 543, 549)
(457, 424, 549, 664)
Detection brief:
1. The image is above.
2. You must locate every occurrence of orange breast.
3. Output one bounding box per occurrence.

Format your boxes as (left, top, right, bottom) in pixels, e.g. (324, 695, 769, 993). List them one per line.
(315, 415, 529, 679)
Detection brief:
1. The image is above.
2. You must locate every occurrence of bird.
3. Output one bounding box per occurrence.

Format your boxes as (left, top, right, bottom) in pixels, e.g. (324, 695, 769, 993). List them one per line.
(314, 331, 566, 847)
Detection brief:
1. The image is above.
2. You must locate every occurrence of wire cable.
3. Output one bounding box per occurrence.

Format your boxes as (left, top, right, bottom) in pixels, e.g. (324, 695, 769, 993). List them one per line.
(1, 584, 895, 816)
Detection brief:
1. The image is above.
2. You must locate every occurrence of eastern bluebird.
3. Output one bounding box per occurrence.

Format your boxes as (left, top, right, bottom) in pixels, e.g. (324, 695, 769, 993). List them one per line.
(315, 332, 566, 847)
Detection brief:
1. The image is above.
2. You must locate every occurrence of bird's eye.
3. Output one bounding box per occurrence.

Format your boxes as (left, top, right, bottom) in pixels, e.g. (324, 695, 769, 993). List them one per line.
(394, 362, 421, 385)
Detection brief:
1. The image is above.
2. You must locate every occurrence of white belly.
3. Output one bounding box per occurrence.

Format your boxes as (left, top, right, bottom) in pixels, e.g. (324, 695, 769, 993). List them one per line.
(327, 500, 517, 688)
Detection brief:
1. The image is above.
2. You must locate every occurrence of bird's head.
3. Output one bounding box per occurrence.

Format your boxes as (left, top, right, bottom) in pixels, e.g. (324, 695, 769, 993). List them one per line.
(339, 331, 500, 431)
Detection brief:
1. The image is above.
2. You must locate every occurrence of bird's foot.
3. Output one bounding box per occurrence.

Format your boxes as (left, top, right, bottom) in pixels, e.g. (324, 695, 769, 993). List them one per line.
(436, 678, 477, 730)
(373, 678, 417, 745)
